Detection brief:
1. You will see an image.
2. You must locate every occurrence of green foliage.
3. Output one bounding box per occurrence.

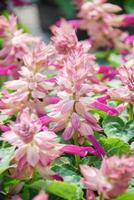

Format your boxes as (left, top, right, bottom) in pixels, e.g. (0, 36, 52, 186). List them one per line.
(0, 147, 15, 175)
(102, 116, 134, 142)
(29, 180, 85, 200)
(100, 137, 130, 156)
(55, 0, 76, 18)
(124, 0, 134, 13)
(116, 192, 134, 200)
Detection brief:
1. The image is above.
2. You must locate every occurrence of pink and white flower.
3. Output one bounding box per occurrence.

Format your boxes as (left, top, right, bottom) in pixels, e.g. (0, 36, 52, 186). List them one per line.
(80, 155, 134, 199)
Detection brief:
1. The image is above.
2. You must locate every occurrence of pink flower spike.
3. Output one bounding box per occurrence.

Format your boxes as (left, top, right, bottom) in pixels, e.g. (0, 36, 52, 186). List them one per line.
(88, 135, 106, 157)
(0, 124, 10, 132)
(63, 145, 98, 157)
(123, 14, 134, 26)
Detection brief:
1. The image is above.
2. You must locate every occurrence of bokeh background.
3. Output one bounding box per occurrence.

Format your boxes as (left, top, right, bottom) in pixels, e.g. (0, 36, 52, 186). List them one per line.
(0, 0, 134, 41)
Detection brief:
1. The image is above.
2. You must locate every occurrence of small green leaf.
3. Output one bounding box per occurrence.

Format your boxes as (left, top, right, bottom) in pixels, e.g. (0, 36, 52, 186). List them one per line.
(29, 180, 85, 200)
(102, 116, 134, 142)
(116, 192, 134, 200)
(0, 147, 15, 174)
(81, 156, 101, 168)
(100, 137, 130, 156)
(124, 0, 134, 13)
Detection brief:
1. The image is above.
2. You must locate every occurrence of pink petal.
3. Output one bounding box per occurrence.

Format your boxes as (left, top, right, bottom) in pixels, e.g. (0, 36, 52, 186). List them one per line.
(62, 126, 74, 140)
(27, 147, 39, 167)
(61, 100, 74, 114)
(71, 112, 81, 130)
(0, 124, 10, 132)
(88, 135, 106, 157)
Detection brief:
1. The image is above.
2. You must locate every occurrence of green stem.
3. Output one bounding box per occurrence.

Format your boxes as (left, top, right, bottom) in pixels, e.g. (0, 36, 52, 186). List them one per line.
(129, 103, 134, 120)
(73, 133, 80, 169)
(100, 194, 104, 200)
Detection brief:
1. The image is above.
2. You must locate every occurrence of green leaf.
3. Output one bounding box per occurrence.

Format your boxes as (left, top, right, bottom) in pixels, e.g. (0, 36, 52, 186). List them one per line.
(102, 116, 134, 142)
(29, 180, 85, 200)
(124, 0, 134, 13)
(116, 192, 134, 200)
(81, 156, 101, 168)
(0, 147, 15, 174)
(100, 137, 130, 156)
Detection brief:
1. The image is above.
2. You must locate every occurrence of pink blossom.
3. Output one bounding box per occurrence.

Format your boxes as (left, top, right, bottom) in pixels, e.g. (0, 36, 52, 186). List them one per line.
(33, 191, 48, 200)
(1, 108, 63, 178)
(51, 19, 78, 54)
(80, 156, 134, 199)
(77, 0, 129, 50)
(0, 15, 40, 78)
(1, 108, 98, 178)
(119, 60, 134, 91)
(0, 66, 54, 115)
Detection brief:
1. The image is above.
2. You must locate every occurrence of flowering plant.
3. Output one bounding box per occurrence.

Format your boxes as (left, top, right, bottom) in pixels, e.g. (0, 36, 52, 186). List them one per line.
(0, 1, 134, 199)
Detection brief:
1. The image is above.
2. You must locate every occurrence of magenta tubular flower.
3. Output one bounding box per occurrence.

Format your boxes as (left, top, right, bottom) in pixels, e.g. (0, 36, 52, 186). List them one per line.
(99, 65, 118, 81)
(0, 124, 10, 132)
(122, 14, 134, 27)
(80, 155, 134, 199)
(76, 0, 129, 50)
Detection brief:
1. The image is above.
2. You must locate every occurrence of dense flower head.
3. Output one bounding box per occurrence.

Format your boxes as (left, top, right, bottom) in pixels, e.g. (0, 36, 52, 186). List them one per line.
(47, 48, 108, 156)
(0, 15, 40, 78)
(1, 108, 63, 178)
(77, 0, 129, 49)
(0, 63, 54, 115)
(80, 155, 134, 199)
(0, 15, 17, 38)
(107, 60, 134, 105)
(51, 19, 78, 54)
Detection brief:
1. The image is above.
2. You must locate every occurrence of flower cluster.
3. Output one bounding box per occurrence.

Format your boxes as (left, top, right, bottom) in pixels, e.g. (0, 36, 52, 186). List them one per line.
(75, 0, 134, 50)
(0, 2, 134, 199)
(81, 156, 134, 199)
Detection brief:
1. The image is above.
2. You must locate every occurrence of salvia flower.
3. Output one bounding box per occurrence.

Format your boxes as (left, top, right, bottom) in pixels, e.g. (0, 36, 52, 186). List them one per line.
(0, 108, 62, 178)
(1, 108, 98, 178)
(0, 15, 40, 78)
(108, 60, 134, 105)
(77, 0, 129, 50)
(80, 155, 134, 199)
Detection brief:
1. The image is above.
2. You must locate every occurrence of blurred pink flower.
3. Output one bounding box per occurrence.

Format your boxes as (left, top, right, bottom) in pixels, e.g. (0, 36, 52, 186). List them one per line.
(33, 191, 48, 200)
(0, 15, 40, 78)
(77, 0, 128, 50)
(80, 155, 134, 199)
(108, 60, 134, 105)
(0, 65, 54, 115)
(51, 19, 78, 54)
